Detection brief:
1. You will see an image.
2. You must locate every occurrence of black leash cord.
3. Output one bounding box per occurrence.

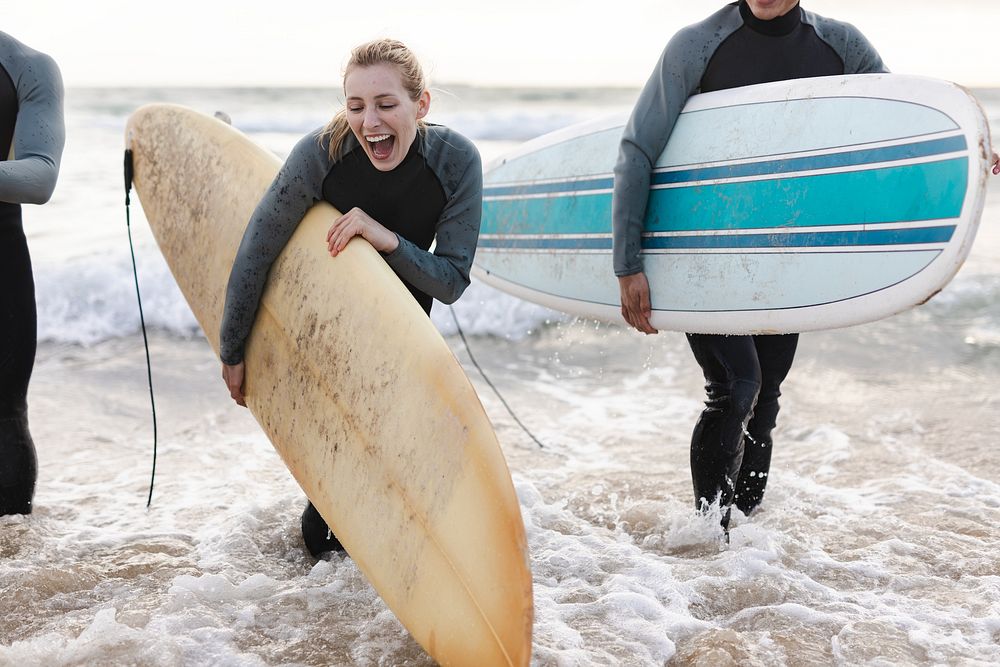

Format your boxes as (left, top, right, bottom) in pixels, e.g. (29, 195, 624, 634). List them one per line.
(448, 305, 544, 449)
(124, 149, 159, 507)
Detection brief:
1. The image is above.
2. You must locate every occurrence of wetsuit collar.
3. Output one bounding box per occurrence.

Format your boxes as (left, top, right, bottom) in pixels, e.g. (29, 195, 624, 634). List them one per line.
(738, 1, 802, 36)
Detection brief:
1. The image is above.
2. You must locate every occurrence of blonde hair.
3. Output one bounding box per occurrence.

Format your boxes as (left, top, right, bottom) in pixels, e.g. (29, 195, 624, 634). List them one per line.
(321, 39, 428, 160)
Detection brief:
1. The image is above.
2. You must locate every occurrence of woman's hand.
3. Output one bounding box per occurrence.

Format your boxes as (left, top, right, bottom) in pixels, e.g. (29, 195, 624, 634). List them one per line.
(992, 152, 999, 176)
(222, 362, 247, 407)
(327, 207, 400, 256)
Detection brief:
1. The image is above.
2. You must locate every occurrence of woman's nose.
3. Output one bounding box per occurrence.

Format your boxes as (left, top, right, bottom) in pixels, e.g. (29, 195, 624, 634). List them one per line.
(363, 107, 380, 129)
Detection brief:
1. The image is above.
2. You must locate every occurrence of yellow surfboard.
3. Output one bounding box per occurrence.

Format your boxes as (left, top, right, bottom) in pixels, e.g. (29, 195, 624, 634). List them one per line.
(125, 104, 533, 666)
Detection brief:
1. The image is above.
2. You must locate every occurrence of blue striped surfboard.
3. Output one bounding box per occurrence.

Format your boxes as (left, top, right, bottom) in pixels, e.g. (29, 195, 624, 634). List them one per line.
(473, 74, 991, 333)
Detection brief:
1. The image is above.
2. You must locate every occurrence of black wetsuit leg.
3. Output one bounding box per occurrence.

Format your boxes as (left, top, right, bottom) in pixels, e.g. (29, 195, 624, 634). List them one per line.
(301, 501, 345, 556)
(686, 333, 797, 525)
(0, 214, 38, 515)
(734, 334, 798, 515)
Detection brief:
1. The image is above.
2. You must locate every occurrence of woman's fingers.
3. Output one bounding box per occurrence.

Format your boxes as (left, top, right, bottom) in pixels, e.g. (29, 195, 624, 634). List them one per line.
(326, 208, 397, 255)
(222, 362, 247, 407)
(328, 209, 363, 255)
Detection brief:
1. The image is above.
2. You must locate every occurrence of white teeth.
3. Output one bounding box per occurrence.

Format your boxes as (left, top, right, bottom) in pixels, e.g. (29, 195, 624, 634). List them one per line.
(366, 134, 391, 142)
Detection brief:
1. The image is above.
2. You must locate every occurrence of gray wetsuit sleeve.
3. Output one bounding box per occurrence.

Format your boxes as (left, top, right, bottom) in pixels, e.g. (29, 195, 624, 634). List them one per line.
(804, 12, 889, 74)
(383, 128, 482, 304)
(0, 32, 65, 205)
(611, 9, 740, 277)
(219, 129, 329, 365)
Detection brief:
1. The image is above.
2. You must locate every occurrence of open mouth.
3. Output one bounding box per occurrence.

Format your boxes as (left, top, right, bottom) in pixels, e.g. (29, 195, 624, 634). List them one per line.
(366, 134, 395, 161)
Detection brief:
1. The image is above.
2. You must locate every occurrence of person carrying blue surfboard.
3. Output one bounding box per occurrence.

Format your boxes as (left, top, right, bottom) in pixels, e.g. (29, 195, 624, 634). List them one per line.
(219, 39, 482, 558)
(0, 32, 64, 517)
(614, 0, 1000, 535)
(613, 0, 889, 534)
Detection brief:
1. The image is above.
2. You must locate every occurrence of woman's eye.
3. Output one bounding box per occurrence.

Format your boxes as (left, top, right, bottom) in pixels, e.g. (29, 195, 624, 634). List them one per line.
(379, 104, 396, 111)
(348, 107, 363, 113)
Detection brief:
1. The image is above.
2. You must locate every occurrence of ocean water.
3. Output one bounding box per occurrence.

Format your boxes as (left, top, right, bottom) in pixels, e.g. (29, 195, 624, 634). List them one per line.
(2, 84, 1000, 666)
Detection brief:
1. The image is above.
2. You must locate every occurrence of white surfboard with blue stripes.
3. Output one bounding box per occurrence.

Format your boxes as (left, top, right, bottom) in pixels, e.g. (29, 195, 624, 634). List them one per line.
(474, 74, 991, 333)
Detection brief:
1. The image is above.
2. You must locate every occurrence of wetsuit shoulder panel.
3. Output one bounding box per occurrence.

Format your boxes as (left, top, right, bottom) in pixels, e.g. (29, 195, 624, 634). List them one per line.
(801, 10, 888, 74)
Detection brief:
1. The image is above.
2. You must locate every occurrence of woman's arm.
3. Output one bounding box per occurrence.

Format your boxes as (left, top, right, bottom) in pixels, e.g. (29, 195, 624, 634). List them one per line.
(219, 129, 330, 366)
(382, 138, 483, 304)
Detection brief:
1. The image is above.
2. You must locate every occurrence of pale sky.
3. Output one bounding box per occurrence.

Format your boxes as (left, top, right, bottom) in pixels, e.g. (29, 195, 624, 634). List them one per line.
(4, 0, 999, 88)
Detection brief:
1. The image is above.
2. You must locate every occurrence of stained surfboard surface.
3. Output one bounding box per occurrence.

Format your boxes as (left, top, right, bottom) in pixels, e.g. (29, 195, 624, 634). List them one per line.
(475, 74, 992, 333)
(125, 104, 533, 667)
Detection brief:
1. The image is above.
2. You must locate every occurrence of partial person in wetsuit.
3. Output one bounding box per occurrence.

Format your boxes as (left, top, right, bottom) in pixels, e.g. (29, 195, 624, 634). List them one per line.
(614, 1, 1000, 534)
(614, 0, 886, 532)
(219, 39, 482, 558)
(0, 32, 65, 516)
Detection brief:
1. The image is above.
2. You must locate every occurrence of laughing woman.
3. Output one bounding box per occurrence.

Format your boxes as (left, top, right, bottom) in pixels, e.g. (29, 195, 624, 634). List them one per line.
(218, 38, 483, 557)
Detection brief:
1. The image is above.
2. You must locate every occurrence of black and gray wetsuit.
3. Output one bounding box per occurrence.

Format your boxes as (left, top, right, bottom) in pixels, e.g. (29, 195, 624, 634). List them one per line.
(220, 125, 482, 365)
(0, 31, 64, 516)
(220, 123, 482, 555)
(611, 1, 885, 522)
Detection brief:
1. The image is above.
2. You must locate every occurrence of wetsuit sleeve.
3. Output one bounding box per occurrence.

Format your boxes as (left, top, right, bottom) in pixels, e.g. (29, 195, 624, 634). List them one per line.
(612, 27, 711, 277)
(219, 130, 329, 365)
(0, 47, 64, 205)
(383, 141, 482, 304)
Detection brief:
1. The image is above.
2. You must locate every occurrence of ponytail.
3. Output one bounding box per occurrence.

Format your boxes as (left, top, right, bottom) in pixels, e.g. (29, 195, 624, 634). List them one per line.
(320, 110, 353, 161)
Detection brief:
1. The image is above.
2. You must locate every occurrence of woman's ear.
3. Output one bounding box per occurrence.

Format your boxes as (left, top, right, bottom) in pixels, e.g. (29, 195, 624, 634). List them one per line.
(416, 89, 431, 120)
